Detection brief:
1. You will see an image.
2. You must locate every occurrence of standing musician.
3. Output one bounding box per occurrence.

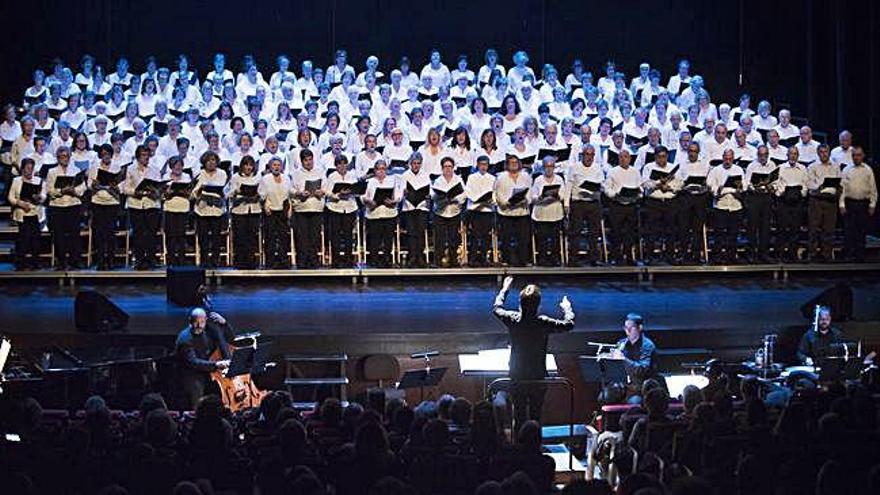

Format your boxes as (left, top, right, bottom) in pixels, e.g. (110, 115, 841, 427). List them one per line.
(493, 276, 574, 430)
(839, 146, 877, 262)
(162, 156, 193, 266)
(774, 147, 809, 262)
(175, 307, 230, 409)
(7, 157, 44, 270)
(46, 145, 86, 270)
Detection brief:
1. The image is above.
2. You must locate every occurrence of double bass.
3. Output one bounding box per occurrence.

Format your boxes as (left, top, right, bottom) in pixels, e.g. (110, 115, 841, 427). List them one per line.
(209, 336, 266, 412)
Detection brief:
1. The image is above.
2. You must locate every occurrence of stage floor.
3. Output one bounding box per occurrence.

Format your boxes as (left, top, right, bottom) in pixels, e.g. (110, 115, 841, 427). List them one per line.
(3, 274, 878, 347)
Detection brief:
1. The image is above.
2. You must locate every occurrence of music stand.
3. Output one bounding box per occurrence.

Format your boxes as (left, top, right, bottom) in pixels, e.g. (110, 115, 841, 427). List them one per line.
(579, 356, 627, 386)
(397, 367, 447, 401)
(226, 342, 273, 378)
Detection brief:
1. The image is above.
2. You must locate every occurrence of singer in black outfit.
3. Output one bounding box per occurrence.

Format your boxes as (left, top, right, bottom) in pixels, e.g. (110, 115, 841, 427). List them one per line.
(492, 276, 575, 431)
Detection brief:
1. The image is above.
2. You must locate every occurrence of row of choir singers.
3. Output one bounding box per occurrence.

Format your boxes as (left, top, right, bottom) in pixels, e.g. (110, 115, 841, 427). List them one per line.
(7, 141, 876, 270)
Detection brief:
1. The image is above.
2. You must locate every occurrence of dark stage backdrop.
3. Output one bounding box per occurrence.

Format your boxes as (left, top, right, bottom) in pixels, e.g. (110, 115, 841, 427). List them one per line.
(1, 0, 877, 153)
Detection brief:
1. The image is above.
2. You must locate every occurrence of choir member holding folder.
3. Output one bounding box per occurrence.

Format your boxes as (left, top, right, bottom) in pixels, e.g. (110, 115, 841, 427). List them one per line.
(604, 149, 641, 265)
(290, 150, 325, 268)
(88, 144, 122, 269)
(530, 156, 565, 266)
(192, 150, 228, 268)
(806, 144, 841, 262)
(7, 158, 43, 270)
(494, 155, 533, 266)
(258, 157, 292, 268)
(228, 155, 261, 269)
(46, 146, 86, 269)
(640, 147, 681, 264)
(465, 156, 496, 267)
(431, 157, 466, 267)
(162, 156, 193, 266)
(401, 152, 430, 267)
(564, 144, 605, 266)
(324, 155, 362, 268)
(774, 147, 808, 262)
(707, 149, 745, 264)
(676, 142, 711, 262)
(123, 145, 163, 270)
(744, 145, 779, 263)
(362, 160, 401, 267)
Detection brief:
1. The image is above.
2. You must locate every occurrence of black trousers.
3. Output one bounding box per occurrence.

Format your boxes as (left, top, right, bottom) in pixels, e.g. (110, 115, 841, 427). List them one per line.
(49, 205, 82, 269)
(164, 211, 189, 266)
(263, 211, 291, 268)
(745, 193, 773, 260)
(608, 202, 639, 263)
(15, 215, 41, 268)
(533, 220, 562, 266)
(402, 209, 428, 267)
(712, 209, 742, 262)
(510, 382, 547, 435)
(293, 211, 322, 268)
(776, 199, 804, 262)
(808, 197, 838, 260)
(367, 217, 396, 267)
(568, 201, 603, 263)
(844, 199, 871, 262)
(129, 208, 160, 267)
(468, 211, 494, 266)
(327, 211, 356, 267)
(679, 193, 710, 261)
(232, 213, 260, 268)
(642, 198, 679, 261)
(498, 215, 531, 266)
(91, 204, 119, 268)
(433, 214, 461, 266)
(196, 215, 223, 267)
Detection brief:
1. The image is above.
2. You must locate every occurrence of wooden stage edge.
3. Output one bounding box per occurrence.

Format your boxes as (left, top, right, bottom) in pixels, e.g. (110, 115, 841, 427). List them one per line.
(0, 262, 878, 285)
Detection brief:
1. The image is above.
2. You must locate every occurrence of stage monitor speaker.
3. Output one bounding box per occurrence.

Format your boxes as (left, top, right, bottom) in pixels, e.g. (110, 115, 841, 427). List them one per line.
(74, 290, 129, 333)
(800, 283, 854, 321)
(167, 266, 206, 306)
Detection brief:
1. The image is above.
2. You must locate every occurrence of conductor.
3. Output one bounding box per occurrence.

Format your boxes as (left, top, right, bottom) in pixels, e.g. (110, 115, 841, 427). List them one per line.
(493, 276, 575, 429)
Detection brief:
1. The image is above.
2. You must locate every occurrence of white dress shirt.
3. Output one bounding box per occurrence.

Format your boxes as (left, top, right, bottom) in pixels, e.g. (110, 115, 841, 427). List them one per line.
(432, 174, 466, 218)
(363, 175, 402, 220)
(258, 172, 292, 212)
(707, 164, 745, 211)
(840, 163, 877, 209)
(530, 173, 565, 222)
(494, 171, 533, 217)
(47, 164, 87, 207)
(192, 169, 228, 216)
(290, 167, 325, 213)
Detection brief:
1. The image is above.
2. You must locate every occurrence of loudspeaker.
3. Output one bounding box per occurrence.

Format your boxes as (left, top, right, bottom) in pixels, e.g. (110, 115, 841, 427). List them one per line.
(74, 290, 129, 333)
(167, 266, 206, 306)
(800, 283, 854, 321)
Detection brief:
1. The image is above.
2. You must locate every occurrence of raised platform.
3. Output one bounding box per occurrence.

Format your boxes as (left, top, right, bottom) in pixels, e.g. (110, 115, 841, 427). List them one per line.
(0, 262, 877, 286)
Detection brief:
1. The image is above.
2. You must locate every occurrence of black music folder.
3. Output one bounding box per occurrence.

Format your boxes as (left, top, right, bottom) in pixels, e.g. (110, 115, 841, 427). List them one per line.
(473, 190, 493, 203)
(432, 183, 464, 201)
(332, 181, 367, 195)
(239, 184, 258, 197)
(97, 168, 121, 186)
(304, 179, 322, 192)
(579, 180, 601, 192)
(20, 182, 42, 203)
(750, 168, 779, 185)
(509, 187, 529, 204)
(406, 183, 430, 206)
(723, 175, 743, 188)
(541, 183, 561, 198)
(821, 177, 841, 188)
(373, 187, 394, 204)
(619, 186, 640, 198)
